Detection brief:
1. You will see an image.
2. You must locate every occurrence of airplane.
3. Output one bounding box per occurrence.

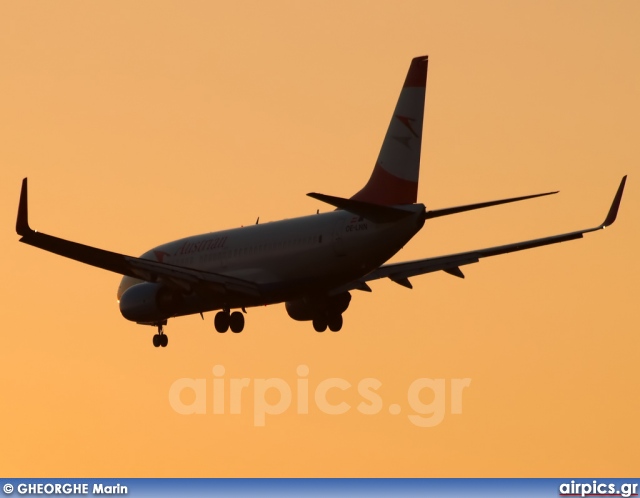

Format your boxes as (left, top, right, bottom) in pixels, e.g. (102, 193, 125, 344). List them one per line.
(16, 55, 626, 348)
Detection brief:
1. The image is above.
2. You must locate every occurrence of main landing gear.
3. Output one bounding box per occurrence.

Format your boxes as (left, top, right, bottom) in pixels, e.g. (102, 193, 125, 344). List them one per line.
(152, 323, 168, 348)
(312, 313, 343, 333)
(214, 309, 245, 333)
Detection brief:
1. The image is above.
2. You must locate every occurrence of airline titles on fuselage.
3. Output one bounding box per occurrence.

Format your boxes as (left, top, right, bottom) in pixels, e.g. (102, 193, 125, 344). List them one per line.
(176, 236, 228, 256)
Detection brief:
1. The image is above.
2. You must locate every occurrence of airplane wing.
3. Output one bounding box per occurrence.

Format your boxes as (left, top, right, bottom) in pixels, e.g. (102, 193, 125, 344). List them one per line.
(15, 178, 261, 298)
(339, 176, 626, 291)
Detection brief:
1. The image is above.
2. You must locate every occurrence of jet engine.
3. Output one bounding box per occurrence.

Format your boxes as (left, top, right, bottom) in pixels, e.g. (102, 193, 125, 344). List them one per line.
(119, 282, 183, 323)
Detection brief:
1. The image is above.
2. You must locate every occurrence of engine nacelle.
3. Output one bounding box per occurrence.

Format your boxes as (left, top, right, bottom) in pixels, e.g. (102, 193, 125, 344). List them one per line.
(285, 292, 351, 321)
(119, 282, 182, 323)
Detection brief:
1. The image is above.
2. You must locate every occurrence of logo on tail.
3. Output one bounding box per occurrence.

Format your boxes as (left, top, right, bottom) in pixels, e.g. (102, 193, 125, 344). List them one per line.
(351, 56, 428, 206)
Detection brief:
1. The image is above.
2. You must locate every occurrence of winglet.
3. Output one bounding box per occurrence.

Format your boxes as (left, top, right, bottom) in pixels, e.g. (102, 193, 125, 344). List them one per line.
(601, 175, 627, 228)
(16, 178, 32, 236)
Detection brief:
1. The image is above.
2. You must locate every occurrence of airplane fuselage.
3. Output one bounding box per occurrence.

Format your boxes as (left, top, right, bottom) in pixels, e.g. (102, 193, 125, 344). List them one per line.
(117, 205, 426, 322)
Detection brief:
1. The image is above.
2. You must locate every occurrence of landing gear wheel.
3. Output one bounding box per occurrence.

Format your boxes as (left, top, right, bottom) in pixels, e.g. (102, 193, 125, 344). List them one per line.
(229, 311, 245, 333)
(313, 316, 327, 332)
(328, 314, 343, 332)
(215, 311, 230, 333)
(153, 322, 168, 348)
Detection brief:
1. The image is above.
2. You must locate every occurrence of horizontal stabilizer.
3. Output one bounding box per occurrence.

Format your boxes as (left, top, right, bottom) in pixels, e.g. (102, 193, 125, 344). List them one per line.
(307, 192, 414, 223)
(424, 190, 558, 220)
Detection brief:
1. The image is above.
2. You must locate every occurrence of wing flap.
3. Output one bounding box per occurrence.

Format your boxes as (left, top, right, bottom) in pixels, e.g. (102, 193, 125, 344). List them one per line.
(126, 257, 261, 297)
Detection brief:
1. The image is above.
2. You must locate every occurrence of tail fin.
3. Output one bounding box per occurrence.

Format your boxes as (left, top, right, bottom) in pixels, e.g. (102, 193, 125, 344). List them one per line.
(351, 55, 428, 206)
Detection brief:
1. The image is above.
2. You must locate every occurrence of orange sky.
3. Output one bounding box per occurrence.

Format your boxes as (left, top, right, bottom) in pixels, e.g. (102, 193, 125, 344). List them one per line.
(1, 1, 639, 477)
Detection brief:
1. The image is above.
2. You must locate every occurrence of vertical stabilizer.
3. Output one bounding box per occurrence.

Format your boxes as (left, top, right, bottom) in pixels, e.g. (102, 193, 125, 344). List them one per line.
(351, 56, 428, 206)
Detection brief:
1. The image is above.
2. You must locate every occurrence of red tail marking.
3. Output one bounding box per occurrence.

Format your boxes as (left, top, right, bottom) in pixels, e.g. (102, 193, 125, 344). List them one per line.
(350, 164, 418, 206)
